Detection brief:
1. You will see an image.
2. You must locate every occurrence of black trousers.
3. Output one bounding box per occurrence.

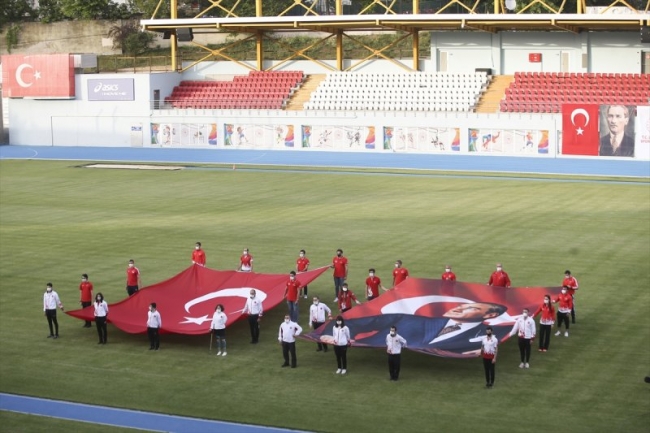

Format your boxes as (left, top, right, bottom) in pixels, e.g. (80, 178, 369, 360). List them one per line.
(95, 316, 108, 343)
(282, 341, 297, 367)
(126, 285, 139, 296)
(539, 324, 552, 350)
(148, 327, 160, 349)
(313, 322, 328, 351)
(81, 301, 92, 326)
(518, 337, 531, 362)
(300, 285, 308, 296)
(247, 314, 260, 343)
(45, 309, 59, 336)
(483, 357, 495, 385)
(571, 296, 576, 323)
(334, 345, 348, 369)
(388, 353, 401, 380)
(557, 311, 570, 330)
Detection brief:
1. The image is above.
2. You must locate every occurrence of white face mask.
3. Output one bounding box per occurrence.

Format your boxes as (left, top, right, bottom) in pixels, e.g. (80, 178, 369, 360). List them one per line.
(290, 276, 295, 280)
(342, 288, 348, 292)
(336, 321, 342, 326)
(243, 251, 248, 255)
(561, 290, 567, 294)
(284, 319, 290, 324)
(496, 267, 502, 271)
(250, 294, 255, 298)
(544, 300, 549, 304)
(129, 263, 134, 268)
(369, 272, 374, 277)
(522, 312, 528, 318)
(445, 268, 450, 273)
(299, 253, 304, 257)
(394, 263, 399, 268)
(390, 332, 396, 337)
(313, 301, 319, 305)
(46, 288, 52, 293)
(216, 309, 222, 313)
(195, 246, 200, 250)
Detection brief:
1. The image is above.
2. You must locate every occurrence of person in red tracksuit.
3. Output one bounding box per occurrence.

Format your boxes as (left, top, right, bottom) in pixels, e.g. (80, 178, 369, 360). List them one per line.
(337, 283, 360, 313)
(532, 294, 555, 352)
(554, 287, 573, 337)
(79, 274, 94, 328)
(192, 241, 206, 266)
(562, 270, 579, 324)
(441, 265, 456, 282)
(488, 263, 511, 288)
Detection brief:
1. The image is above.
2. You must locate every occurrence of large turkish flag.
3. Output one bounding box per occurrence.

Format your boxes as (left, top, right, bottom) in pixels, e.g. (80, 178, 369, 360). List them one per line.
(561, 104, 599, 156)
(2, 54, 75, 98)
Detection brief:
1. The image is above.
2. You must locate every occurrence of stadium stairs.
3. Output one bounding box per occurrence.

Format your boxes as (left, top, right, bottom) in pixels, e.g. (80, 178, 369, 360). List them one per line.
(285, 74, 327, 111)
(475, 75, 514, 114)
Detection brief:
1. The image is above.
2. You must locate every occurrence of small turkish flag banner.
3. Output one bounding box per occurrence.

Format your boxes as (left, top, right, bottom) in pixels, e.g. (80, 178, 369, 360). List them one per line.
(561, 104, 599, 156)
(2, 54, 75, 98)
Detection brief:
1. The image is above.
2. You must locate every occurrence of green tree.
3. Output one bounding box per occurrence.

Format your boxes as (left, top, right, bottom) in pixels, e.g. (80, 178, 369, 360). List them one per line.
(38, 0, 66, 23)
(60, 0, 109, 19)
(1, 0, 38, 29)
(128, 0, 170, 18)
(108, 19, 153, 55)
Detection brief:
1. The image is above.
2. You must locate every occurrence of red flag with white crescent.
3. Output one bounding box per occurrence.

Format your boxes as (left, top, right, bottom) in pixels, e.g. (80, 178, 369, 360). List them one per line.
(561, 104, 599, 155)
(1, 54, 75, 98)
(66, 265, 330, 335)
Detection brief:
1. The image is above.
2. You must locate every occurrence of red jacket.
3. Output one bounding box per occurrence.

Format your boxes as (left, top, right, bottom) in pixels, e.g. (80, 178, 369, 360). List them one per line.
(338, 290, 358, 310)
(554, 293, 573, 312)
(533, 302, 555, 323)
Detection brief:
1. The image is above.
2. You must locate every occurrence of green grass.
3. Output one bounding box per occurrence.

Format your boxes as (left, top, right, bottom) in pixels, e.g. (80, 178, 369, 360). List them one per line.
(0, 160, 649, 433)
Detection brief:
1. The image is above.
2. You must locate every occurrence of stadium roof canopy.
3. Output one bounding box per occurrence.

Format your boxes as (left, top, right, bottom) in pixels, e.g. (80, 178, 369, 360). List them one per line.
(141, 13, 649, 34)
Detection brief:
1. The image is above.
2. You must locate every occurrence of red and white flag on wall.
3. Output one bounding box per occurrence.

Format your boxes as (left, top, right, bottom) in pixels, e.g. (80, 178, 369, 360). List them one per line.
(1, 54, 75, 98)
(561, 104, 599, 156)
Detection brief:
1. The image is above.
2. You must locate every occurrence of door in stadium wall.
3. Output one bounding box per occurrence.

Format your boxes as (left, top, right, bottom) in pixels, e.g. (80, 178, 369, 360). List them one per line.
(642, 52, 650, 74)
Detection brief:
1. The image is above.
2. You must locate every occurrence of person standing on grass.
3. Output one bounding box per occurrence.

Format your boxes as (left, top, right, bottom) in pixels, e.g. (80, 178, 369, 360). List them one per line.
(562, 270, 579, 324)
(365, 268, 387, 301)
(332, 316, 352, 375)
(554, 287, 573, 337)
(43, 283, 64, 339)
(309, 296, 332, 352)
(532, 295, 555, 352)
(79, 274, 94, 328)
(237, 248, 253, 272)
(488, 263, 511, 288)
(192, 242, 206, 266)
(126, 259, 141, 296)
(147, 303, 162, 351)
(392, 260, 409, 288)
(242, 289, 263, 344)
(331, 248, 348, 302)
(284, 271, 302, 323)
(386, 326, 407, 381)
(296, 249, 310, 299)
(338, 283, 360, 313)
(278, 314, 302, 368)
(441, 265, 456, 282)
(94, 293, 109, 345)
(479, 326, 498, 388)
(210, 304, 227, 356)
(509, 308, 535, 369)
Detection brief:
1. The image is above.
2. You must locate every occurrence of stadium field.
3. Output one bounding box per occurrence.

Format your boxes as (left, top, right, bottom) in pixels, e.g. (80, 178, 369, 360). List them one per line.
(0, 159, 648, 433)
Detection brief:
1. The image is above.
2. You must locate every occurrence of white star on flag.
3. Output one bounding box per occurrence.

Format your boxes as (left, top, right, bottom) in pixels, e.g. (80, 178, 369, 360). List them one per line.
(576, 127, 584, 135)
(180, 315, 210, 325)
(34, 70, 41, 80)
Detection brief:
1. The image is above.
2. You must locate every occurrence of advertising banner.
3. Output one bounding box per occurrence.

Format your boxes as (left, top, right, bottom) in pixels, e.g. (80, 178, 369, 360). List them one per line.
(383, 127, 460, 152)
(468, 129, 549, 155)
(87, 78, 135, 101)
(151, 123, 217, 147)
(300, 125, 376, 150)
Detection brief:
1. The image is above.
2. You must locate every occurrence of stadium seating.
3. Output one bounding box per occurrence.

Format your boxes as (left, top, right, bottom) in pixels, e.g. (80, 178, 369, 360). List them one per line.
(501, 72, 650, 113)
(164, 71, 304, 110)
(303, 72, 489, 112)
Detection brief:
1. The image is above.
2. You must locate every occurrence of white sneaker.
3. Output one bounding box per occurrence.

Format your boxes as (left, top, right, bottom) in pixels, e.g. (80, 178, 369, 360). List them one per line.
(525, 363, 530, 369)
(216, 351, 221, 356)
(555, 331, 561, 336)
(564, 331, 569, 337)
(341, 369, 347, 375)
(519, 363, 524, 368)
(333, 298, 338, 303)
(336, 369, 342, 374)
(303, 295, 308, 299)
(222, 352, 227, 356)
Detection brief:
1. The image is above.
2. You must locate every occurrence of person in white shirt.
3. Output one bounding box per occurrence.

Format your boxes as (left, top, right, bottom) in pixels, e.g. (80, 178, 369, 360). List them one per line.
(509, 308, 536, 369)
(210, 304, 228, 356)
(479, 326, 498, 388)
(278, 315, 302, 368)
(43, 283, 64, 339)
(242, 289, 263, 344)
(309, 296, 332, 353)
(94, 293, 109, 345)
(331, 315, 353, 375)
(147, 302, 162, 351)
(386, 326, 407, 381)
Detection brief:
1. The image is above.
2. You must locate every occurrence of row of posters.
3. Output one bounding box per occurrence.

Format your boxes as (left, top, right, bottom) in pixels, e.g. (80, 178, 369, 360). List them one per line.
(150, 122, 551, 155)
